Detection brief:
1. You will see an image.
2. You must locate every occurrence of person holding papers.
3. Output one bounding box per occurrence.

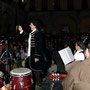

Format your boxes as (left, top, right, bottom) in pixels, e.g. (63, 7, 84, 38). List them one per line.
(58, 40, 85, 66)
(65, 40, 85, 72)
(62, 40, 90, 90)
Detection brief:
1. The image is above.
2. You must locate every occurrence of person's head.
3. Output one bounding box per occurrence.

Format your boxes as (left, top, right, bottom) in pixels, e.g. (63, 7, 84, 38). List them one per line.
(5, 44, 9, 49)
(85, 40, 90, 58)
(13, 44, 17, 50)
(29, 19, 43, 31)
(75, 40, 85, 50)
(17, 25, 23, 32)
(29, 22, 36, 31)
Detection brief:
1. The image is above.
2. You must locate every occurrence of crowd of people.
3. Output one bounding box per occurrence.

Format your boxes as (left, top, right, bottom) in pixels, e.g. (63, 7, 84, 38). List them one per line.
(0, 19, 90, 90)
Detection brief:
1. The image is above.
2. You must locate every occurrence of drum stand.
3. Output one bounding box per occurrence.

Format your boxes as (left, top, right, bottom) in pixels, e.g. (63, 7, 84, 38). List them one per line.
(5, 58, 10, 84)
(0, 50, 13, 84)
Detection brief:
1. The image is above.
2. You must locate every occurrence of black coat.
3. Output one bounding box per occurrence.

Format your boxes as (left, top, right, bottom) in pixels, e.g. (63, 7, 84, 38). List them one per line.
(19, 30, 49, 71)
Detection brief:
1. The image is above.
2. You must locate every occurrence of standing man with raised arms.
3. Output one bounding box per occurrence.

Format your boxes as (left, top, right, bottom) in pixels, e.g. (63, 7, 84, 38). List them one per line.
(18, 19, 48, 88)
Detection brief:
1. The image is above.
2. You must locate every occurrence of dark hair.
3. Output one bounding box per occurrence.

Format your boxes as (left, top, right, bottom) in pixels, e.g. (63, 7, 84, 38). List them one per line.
(76, 40, 85, 50)
(31, 19, 43, 30)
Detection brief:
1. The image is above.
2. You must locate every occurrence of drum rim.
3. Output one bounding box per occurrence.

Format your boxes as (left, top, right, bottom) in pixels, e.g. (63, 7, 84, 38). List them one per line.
(10, 72, 32, 77)
(10, 68, 32, 75)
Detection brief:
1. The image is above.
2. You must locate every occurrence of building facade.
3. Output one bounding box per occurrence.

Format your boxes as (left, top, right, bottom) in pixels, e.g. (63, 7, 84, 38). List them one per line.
(0, 0, 90, 36)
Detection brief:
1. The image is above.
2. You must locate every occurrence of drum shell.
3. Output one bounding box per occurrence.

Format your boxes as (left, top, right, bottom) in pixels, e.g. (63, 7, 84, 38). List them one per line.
(0, 73, 4, 88)
(10, 73, 32, 90)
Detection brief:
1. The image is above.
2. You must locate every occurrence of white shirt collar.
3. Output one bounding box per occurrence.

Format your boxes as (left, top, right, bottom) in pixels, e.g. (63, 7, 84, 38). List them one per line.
(31, 29, 37, 33)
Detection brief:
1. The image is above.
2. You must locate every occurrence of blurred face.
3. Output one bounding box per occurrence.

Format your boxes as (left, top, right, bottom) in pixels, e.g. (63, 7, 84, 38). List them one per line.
(51, 60, 55, 65)
(85, 48, 90, 58)
(14, 46, 17, 50)
(25, 47, 28, 51)
(18, 25, 22, 31)
(75, 43, 80, 50)
(29, 23, 36, 31)
(5, 44, 8, 49)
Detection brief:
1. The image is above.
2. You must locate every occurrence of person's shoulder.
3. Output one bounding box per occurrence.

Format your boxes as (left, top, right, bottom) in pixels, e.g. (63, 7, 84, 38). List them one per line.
(52, 64, 57, 68)
(34, 29, 40, 34)
(78, 49, 84, 54)
(68, 61, 82, 71)
(82, 58, 90, 65)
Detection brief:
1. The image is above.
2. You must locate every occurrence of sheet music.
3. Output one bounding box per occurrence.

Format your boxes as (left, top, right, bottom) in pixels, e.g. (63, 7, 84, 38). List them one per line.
(58, 47, 74, 65)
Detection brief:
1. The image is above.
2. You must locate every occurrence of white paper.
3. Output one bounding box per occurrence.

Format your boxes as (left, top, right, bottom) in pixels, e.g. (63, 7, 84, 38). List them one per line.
(58, 47, 74, 65)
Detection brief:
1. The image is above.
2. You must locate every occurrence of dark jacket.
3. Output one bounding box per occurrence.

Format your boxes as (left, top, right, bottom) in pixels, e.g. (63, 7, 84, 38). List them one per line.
(19, 29, 49, 71)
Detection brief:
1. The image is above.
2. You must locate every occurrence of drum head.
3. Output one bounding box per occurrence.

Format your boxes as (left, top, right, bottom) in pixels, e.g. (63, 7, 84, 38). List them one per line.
(10, 68, 32, 76)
